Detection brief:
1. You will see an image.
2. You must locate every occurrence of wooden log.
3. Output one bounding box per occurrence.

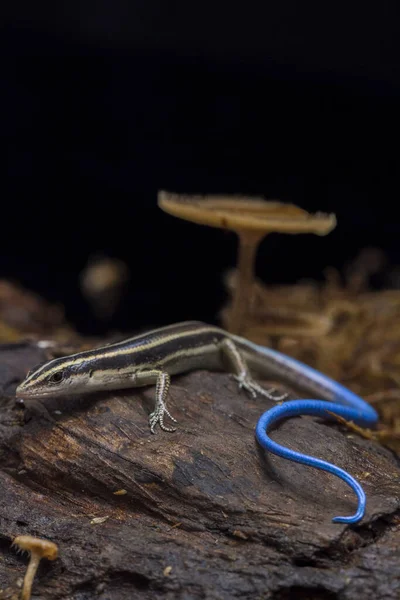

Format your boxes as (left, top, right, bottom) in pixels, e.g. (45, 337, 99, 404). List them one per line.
(0, 341, 400, 599)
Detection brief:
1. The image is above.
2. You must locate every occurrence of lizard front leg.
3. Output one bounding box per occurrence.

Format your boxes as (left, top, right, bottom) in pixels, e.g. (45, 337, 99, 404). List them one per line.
(134, 370, 178, 433)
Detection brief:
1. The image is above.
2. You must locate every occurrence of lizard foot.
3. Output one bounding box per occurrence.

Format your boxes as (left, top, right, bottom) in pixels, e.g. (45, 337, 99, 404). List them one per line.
(233, 374, 287, 402)
(149, 402, 178, 433)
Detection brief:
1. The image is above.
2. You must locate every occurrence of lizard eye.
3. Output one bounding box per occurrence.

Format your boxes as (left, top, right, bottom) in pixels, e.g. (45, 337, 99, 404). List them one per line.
(48, 371, 64, 384)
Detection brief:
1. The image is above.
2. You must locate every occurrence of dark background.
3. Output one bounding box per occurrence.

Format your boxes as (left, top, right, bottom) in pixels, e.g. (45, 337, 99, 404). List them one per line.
(2, 2, 399, 335)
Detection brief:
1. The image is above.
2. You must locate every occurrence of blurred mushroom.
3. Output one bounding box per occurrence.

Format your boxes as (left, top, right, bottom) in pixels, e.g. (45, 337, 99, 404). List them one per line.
(80, 254, 130, 321)
(12, 535, 58, 600)
(158, 191, 336, 333)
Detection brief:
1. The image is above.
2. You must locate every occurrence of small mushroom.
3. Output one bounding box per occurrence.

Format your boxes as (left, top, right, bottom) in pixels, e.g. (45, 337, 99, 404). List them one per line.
(158, 191, 336, 334)
(12, 535, 58, 600)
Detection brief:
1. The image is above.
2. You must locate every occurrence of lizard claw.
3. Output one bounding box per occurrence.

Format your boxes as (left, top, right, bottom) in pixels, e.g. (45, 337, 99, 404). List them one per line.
(149, 402, 178, 434)
(233, 374, 287, 402)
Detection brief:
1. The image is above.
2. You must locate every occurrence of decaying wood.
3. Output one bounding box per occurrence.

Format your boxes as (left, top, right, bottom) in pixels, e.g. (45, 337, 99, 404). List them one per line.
(0, 341, 400, 599)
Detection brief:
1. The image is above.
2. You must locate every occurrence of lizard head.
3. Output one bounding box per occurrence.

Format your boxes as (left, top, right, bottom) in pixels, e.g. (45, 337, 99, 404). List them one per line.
(16, 356, 89, 400)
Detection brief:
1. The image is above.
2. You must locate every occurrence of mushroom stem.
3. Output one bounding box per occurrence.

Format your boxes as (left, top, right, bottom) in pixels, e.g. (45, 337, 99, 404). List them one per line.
(21, 554, 40, 600)
(12, 535, 58, 600)
(229, 231, 266, 334)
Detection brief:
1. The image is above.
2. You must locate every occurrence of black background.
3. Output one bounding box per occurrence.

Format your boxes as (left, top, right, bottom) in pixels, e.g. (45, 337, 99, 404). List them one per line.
(2, 2, 399, 335)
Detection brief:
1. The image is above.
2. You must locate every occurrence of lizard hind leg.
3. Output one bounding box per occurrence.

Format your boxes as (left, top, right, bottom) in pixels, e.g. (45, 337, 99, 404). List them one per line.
(220, 338, 287, 402)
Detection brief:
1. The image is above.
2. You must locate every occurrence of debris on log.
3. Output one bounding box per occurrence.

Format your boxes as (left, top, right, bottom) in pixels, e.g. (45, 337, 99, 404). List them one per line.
(0, 280, 74, 343)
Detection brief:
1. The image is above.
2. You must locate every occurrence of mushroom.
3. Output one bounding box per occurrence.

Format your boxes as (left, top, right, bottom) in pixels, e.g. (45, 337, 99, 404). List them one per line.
(158, 191, 336, 334)
(12, 535, 58, 600)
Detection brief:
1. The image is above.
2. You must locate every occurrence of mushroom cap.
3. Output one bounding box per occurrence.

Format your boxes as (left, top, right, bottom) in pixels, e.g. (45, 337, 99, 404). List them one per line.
(158, 191, 336, 235)
(13, 535, 58, 560)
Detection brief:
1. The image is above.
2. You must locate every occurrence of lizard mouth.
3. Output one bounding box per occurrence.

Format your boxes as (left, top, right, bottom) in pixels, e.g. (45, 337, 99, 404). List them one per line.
(15, 387, 55, 399)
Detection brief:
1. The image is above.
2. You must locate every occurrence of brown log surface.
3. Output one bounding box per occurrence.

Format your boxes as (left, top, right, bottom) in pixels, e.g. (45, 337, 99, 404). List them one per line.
(0, 341, 400, 599)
